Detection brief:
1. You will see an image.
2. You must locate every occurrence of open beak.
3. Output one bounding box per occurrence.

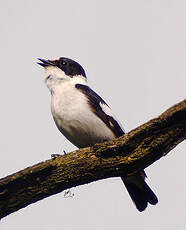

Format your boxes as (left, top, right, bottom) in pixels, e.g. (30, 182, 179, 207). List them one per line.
(37, 58, 55, 67)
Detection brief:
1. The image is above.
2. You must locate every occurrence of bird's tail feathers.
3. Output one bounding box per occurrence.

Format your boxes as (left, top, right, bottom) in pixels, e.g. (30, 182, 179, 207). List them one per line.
(121, 172, 158, 212)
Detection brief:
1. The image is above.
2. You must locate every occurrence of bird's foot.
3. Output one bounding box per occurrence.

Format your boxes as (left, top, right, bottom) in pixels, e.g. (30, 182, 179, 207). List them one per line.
(51, 153, 61, 159)
(51, 150, 67, 159)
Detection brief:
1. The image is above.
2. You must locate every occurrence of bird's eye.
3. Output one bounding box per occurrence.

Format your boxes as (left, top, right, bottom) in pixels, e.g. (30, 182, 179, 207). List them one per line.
(61, 60, 67, 66)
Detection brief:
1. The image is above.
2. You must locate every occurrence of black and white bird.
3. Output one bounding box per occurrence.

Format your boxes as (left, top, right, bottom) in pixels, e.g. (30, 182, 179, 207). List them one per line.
(38, 57, 158, 211)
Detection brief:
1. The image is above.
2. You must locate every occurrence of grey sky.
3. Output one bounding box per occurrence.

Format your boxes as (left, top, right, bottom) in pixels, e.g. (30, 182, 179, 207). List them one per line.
(0, 0, 186, 229)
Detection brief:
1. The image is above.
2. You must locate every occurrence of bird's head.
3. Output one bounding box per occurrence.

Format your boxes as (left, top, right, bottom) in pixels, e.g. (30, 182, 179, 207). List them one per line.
(37, 57, 87, 91)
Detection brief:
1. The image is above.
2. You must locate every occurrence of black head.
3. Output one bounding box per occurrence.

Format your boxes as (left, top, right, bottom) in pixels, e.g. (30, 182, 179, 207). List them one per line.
(38, 57, 86, 78)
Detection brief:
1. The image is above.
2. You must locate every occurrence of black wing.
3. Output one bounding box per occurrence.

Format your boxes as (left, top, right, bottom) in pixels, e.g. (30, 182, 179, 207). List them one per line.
(76, 84, 157, 211)
(75, 84, 124, 137)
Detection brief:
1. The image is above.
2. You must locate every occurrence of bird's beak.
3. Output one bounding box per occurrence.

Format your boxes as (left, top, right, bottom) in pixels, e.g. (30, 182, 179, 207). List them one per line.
(37, 58, 55, 67)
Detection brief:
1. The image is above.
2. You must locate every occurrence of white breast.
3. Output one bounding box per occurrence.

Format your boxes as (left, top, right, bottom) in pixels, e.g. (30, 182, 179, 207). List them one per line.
(51, 82, 115, 148)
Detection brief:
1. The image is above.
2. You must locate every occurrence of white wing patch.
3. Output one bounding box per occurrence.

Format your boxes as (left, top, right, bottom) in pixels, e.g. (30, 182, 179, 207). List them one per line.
(99, 102, 114, 117)
(99, 101, 125, 132)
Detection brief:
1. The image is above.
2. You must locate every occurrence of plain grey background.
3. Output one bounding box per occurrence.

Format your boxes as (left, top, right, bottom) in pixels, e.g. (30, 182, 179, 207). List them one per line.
(0, 0, 186, 229)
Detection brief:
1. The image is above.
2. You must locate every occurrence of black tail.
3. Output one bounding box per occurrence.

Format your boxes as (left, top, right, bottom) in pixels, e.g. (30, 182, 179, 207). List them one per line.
(121, 172, 158, 212)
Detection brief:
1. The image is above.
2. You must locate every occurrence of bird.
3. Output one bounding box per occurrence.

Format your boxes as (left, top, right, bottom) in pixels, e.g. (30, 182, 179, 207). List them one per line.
(37, 57, 158, 211)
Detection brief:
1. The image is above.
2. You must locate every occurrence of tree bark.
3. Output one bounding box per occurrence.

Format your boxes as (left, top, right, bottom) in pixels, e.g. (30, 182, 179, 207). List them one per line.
(0, 99, 185, 219)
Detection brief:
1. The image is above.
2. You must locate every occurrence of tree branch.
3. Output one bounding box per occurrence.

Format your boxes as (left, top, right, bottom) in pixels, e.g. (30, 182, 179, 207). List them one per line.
(0, 99, 185, 219)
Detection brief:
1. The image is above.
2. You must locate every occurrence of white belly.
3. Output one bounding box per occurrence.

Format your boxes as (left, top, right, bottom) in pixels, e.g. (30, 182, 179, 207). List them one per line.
(51, 85, 115, 148)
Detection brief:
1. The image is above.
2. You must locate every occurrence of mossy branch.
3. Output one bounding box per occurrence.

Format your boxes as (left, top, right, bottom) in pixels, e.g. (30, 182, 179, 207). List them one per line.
(0, 99, 185, 219)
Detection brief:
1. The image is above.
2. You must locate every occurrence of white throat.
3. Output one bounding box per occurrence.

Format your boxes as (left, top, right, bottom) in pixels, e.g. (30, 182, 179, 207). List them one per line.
(44, 66, 87, 93)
